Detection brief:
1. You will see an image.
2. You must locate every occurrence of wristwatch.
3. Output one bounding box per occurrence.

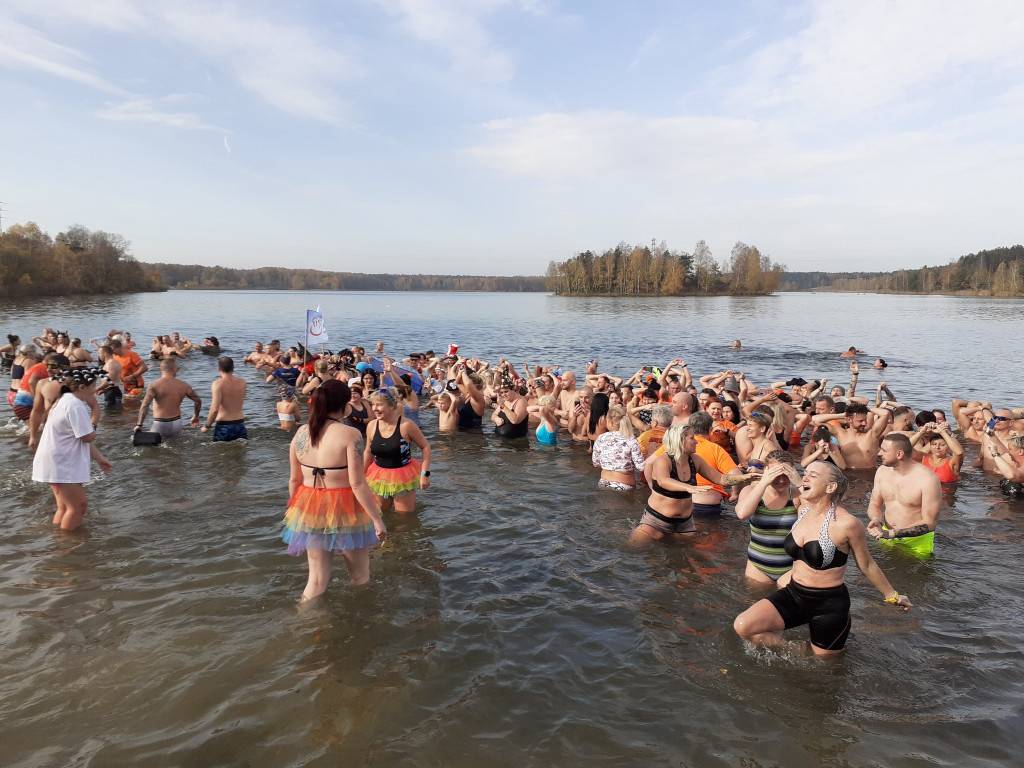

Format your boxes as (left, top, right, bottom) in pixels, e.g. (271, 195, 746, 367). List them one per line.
(421, 470, 430, 477)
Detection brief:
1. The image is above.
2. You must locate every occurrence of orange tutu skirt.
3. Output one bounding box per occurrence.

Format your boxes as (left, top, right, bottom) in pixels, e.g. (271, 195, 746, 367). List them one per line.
(281, 485, 379, 555)
(365, 458, 421, 498)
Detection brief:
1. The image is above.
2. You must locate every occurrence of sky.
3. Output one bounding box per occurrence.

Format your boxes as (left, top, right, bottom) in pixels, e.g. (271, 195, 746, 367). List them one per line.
(2, 0, 1023, 276)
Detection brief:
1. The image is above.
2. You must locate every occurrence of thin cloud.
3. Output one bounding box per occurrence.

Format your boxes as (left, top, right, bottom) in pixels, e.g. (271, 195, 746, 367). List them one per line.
(96, 97, 228, 131)
(373, 0, 517, 83)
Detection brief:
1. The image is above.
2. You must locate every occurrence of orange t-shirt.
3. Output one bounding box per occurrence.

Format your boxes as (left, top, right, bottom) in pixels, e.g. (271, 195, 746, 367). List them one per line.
(20, 362, 48, 392)
(694, 435, 739, 497)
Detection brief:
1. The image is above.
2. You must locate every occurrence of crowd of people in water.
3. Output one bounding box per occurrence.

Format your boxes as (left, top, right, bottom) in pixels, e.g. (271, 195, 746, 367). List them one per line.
(5, 326, 1024, 656)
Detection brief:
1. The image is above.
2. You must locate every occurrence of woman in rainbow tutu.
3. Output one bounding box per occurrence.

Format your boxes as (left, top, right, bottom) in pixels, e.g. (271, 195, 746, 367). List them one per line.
(363, 387, 431, 514)
(282, 380, 387, 601)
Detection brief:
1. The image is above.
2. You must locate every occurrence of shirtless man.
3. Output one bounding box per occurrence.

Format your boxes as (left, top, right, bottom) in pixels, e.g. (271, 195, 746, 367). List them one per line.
(951, 398, 989, 442)
(566, 386, 594, 442)
(134, 359, 201, 438)
(867, 433, 942, 557)
(171, 332, 193, 354)
(96, 345, 123, 406)
(556, 370, 580, 422)
(201, 357, 247, 441)
(815, 402, 891, 470)
(244, 342, 266, 365)
(669, 391, 695, 427)
(976, 408, 1024, 471)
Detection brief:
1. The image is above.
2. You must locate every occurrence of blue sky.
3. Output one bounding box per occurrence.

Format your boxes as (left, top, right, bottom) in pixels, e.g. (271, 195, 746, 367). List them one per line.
(2, 0, 1023, 275)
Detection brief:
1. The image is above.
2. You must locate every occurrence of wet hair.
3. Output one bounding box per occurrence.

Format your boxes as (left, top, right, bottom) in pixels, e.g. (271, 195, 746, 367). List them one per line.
(846, 403, 868, 417)
(765, 449, 795, 465)
(915, 410, 937, 428)
(589, 392, 610, 434)
(882, 432, 912, 455)
(689, 410, 712, 435)
(607, 404, 634, 438)
(369, 386, 401, 408)
(206, 336, 219, 347)
(748, 410, 773, 433)
(875, 358, 887, 368)
(651, 405, 674, 427)
(662, 424, 695, 460)
(308, 379, 351, 447)
(7, 334, 18, 345)
(817, 461, 849, 501)
(218, 356, 234, 373)
(892, 406, 914, 422)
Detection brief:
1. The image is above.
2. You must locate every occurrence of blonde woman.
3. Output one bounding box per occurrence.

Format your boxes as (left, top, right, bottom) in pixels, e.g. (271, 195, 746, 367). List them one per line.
(591, 404, 644, 489)
(364, 387, 431, 513)
(529, 395, 560, 445)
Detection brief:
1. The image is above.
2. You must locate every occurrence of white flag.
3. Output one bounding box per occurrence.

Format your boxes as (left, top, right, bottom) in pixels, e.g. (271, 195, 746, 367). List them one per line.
(306, 307, 329, 346)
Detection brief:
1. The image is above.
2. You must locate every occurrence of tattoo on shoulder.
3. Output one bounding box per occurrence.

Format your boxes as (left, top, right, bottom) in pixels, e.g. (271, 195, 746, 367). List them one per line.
(354, 436, 366, 455)
(294, 428, 310, 456)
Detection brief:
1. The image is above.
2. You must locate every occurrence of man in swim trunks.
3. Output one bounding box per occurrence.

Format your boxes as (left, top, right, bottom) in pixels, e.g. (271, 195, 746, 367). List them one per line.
(201, 356, 248, 441)
(816, 402, 891, 470)
(96, 345, 123, 406)
(867, 433, 941, 557)
(134, 359, 202, 438)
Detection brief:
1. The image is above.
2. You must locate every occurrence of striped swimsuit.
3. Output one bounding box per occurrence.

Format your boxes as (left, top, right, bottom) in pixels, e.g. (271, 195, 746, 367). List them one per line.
(747, 492, 798, 580)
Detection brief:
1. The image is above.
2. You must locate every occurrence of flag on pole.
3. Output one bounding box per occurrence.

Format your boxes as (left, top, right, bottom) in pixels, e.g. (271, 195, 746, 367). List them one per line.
(306, 306, 329, 346)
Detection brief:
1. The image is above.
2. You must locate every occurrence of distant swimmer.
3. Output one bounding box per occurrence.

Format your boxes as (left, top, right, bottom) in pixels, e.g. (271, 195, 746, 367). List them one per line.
(867, 433, 942, 557)
(732, 339, 742, 349)
(134, 358, 201, 438)
(202, 357, 247, 441)
(840, 346, 863, 358)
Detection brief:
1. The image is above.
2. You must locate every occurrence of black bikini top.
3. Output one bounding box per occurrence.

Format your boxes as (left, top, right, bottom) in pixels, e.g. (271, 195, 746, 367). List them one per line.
(784, 504, 849, 570)
(300, 419, 350, 486)
(652, 455, 697, 500)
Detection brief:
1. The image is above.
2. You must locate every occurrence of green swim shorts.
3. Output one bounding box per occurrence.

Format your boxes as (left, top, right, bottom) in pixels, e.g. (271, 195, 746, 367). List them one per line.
(880, 526, 934, 558)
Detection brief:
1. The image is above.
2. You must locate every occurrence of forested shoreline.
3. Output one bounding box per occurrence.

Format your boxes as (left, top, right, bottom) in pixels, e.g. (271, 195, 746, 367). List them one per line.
(0, 222, 162, 297)
(782, 245, 1024, 295)
(545, 240, 785, 296)
(149, 263, 545, 292)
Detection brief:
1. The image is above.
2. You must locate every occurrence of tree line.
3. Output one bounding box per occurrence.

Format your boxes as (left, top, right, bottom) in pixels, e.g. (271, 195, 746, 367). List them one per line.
(150, 263, 547, 292)
(0, 222, 163, 298)
(781, 245, 1024, 295)
(545, 240, 785, 296)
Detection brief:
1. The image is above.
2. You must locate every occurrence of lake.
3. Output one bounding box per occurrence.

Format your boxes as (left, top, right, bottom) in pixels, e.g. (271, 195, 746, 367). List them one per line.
(1, 290, 1022, 767)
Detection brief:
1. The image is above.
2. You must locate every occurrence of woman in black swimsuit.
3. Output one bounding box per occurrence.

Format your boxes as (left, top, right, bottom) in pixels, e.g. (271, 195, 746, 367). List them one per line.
(364, 387, 431, 514)
(344, 383, 369, 435)
(630, 425, 755, 544)
(734, 461, 912, 655)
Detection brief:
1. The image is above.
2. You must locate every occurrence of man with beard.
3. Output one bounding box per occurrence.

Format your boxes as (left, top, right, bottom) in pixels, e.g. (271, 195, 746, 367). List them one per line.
(866, 433, 941, 557)
(815, 402, 891, 470)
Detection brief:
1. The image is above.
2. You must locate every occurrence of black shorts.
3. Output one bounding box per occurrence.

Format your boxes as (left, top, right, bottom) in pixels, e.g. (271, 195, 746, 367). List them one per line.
(767, 580, 851, 650)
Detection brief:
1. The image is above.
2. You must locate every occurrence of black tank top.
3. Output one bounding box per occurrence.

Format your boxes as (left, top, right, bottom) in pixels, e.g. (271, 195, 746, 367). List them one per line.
(494, 408, 528, 439)
(652, 455, 697, 500)
(370, 417, 411, 468)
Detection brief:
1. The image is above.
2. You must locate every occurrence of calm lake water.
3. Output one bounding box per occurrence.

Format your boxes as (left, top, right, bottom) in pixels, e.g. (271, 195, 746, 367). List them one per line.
(1, 290, 1022, 767)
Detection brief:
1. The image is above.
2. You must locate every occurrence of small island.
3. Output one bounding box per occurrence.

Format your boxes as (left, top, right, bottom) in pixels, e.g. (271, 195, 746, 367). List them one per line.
(545, 240, 784, 296)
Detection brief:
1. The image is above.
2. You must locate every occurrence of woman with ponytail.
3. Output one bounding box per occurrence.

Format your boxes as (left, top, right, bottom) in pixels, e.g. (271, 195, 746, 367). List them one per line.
(31, 368, 112, 531)
(282, 379, 387, 601)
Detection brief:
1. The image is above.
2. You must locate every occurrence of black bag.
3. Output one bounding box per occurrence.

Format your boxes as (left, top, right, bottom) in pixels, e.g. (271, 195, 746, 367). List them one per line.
(132, 430, 162, 447)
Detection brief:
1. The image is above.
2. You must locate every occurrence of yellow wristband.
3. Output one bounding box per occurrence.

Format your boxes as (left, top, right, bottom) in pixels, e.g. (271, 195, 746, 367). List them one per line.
(884, 591, 899, 604)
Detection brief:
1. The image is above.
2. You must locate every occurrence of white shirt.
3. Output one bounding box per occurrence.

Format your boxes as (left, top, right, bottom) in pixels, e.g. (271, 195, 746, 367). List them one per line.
(32, 393, 94, 484)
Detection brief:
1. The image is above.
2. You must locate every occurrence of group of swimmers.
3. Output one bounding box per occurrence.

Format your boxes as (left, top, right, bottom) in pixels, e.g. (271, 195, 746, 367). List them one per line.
(5, 329, 1022, 655)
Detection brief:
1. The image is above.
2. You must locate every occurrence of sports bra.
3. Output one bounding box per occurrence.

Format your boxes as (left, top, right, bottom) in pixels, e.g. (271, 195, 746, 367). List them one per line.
(652, 455, 697, 500)
(370, 417, 411, 468)
(784, 503, 849, 570)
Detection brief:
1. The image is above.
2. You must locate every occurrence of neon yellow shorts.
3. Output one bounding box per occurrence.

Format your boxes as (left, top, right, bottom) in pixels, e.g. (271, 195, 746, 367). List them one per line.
(880, 527, 934, 558)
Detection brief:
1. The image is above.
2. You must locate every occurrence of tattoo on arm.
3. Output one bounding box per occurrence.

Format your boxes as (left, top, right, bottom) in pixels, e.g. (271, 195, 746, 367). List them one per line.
(294, 428, 310, 457)
(892, 524, 931, 539)
(354, 436, 366, 456)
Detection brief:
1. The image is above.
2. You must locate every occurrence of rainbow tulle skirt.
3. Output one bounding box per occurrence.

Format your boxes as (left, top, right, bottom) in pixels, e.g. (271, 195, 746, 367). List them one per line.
(365, 458, 421, 498)
(281, 485, 380, 555)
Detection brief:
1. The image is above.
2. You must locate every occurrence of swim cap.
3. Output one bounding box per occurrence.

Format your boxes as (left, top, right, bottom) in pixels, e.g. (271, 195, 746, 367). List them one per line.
(355, 362, 371, 373)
